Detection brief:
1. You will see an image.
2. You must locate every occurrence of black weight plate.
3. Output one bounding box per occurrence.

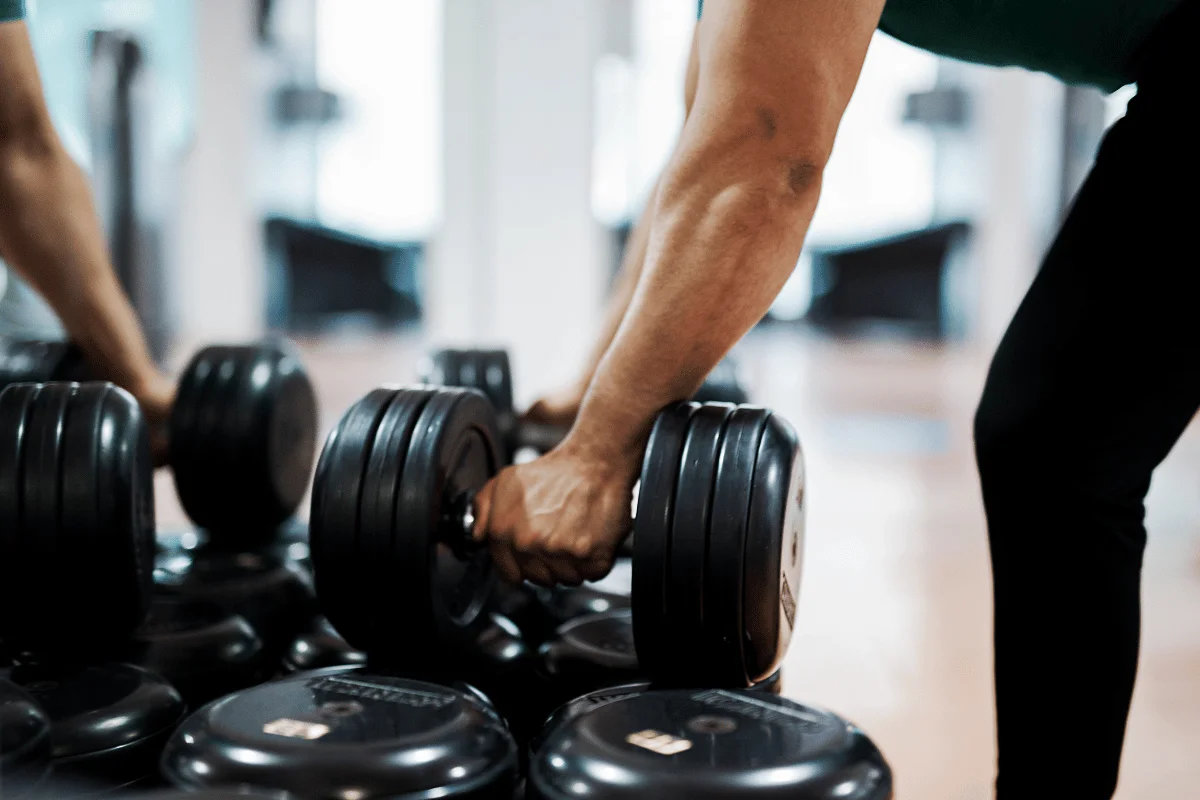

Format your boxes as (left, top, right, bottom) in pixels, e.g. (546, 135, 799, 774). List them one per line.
(631, 402, 696, 682)
(666, 403, 734, 685)
(0, 384, 37, 642)
(160, 668, 518, 799)
(170, 347, 224, 526)
(20, 384, 72, 646)
(0, 339, 89, 387)
(309, 389, 395, 653)
(282, 617, 367, 674)
(60, 384, 146, 650)
(125, 596, 266, 708)
(95, 384, 157, 645)
(528, 690, 892, 800)
(0, 677, 52, 781)
(162, 545, 317, 659)
(9, 662, 185, 785)
(743, 413, 805, 683)
(539, 610, 641, 687)
(705, 407, 771, 688)
(213, 348, 255, 520)
(260, 344, 319, 526)
(357, 388, 435, 654)
(393, 388, 501, 655)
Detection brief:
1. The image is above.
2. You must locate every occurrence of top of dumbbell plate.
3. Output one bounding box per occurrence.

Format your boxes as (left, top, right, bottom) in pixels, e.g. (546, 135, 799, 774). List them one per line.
(529, 690, 891, 800)
(161, 667, 517, 798)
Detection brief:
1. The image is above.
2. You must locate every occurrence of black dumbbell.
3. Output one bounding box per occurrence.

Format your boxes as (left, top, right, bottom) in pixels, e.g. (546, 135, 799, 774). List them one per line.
(0, 382, 258, 787)
(310, 385, 804, 690)
(0, 337, 92, 390)
(5, 661, 186, 792)
(529, 689, 892, 800)
(153, 531, 318, 663)
(118, 597, 268, 709)
(160, 668, 519, 798)
(0, 677, 52, 797)
(170, 341, 318, 538)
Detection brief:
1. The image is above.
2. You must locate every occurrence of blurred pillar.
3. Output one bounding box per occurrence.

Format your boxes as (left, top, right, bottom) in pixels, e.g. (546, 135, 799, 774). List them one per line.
(930, 62, 1064, 352)
(175, 0, 264, 347)
(430, 0, 608, 403)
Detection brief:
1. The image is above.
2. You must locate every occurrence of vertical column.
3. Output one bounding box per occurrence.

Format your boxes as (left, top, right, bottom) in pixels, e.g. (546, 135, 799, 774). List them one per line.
(431, 0, 606, 402)
(175, 0, 263, 347)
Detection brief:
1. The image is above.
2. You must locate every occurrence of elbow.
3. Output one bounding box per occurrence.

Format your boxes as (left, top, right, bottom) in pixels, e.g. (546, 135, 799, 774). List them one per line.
(661, 103, 832, 227)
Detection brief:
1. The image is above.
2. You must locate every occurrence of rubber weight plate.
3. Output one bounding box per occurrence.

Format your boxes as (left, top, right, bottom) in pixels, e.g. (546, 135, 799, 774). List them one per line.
(122, 596, 267, 708)
(528, 690, 892, 800)
(0, 383, 154, 654)
(539, 610, 641, 691)
(393, 388, 501, 656)
(282, 617, 368, 674)
(9, 662, 185, 786)
(309, 388, 396, 652)
(742, 413, 805, 683)
(421, 349, 514, 416)
(171, 342, 318, 537)
(705, 406, 771, 688)
(631, 402, 697, 682)
(160, 668, 518, 799)
(0, 338, 92, 388)
(528, 674, 786, 759)
(0, 677, 52, 790)
(667, 403, 735, 685)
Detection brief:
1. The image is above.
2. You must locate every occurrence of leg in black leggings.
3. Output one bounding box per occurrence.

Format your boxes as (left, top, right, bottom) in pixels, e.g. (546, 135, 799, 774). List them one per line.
(974, 33, 1200, 799)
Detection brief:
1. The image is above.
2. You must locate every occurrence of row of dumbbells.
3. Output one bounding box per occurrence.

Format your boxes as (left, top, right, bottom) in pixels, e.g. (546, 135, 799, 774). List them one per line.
(1, 339, 892, 799)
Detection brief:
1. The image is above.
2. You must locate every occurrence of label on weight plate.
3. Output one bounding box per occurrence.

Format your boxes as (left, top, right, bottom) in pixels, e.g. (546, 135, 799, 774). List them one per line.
(263, 718, 331, 740)
(774, 450, 806, 660)
(305, 676, 456, 710)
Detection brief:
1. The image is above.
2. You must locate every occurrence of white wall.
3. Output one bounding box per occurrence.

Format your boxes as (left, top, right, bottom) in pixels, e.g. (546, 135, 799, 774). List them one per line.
(175, 0, 264, 346)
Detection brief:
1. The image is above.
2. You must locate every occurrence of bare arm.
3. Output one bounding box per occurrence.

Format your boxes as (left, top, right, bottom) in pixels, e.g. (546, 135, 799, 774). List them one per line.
(527, 24, 702, 423)
(566, 0, 883, 461)
(0, 21, 171, 456)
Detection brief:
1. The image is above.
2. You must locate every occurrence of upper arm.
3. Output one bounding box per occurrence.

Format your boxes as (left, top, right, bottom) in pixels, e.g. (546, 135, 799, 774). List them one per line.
(684, 0, 885, 174)
(0, 22, 56, 147)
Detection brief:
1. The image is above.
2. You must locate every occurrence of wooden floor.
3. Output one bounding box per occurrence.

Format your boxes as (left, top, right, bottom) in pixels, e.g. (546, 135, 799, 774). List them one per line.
(155, 327, 1200, 799)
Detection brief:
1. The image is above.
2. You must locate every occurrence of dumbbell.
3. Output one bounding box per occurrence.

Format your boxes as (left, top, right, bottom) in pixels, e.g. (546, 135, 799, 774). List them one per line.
(160, 667, 519, 799)
(0, 382, 272, 785)
(169, 341, 318, 537)
(0, 677, 52, 797)
(309, 384, 804, 690)
(527, 688, 893, 800)
(0, 337, 92, 390)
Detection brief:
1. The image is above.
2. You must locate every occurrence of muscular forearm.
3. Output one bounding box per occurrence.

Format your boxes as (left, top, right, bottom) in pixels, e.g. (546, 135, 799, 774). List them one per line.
(571, 179, 659, 395)
(567, 151, 821, 463)
(0, 137, 159, 392)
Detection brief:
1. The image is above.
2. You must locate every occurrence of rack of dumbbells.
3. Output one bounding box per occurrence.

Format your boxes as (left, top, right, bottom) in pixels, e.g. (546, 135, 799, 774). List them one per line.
(0, 338, 893, 799)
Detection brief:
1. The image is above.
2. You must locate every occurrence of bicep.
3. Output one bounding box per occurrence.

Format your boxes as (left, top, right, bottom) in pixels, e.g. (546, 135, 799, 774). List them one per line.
(687, 0, 885, 167)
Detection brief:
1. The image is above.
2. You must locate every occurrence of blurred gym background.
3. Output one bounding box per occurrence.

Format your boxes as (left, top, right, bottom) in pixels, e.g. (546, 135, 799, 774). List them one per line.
(0, 1, 1193, 797)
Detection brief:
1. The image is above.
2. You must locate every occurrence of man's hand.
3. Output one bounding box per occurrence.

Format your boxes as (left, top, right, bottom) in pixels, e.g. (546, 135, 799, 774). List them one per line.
(130, 370, 175, 467)
(471, 444, 640, 587)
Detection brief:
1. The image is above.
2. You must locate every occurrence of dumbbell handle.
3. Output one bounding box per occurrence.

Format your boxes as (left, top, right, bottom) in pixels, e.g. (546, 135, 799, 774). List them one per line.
(510, 421, 569, 453)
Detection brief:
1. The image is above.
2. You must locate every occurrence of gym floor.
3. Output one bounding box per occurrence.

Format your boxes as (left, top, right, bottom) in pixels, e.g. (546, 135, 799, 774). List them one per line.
(154, 328, 1200, 799)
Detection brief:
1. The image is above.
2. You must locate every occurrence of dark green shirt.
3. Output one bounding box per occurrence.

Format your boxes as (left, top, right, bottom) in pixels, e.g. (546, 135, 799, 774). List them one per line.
(699, 0, 1179, 92)
(0, 0, 23, 23)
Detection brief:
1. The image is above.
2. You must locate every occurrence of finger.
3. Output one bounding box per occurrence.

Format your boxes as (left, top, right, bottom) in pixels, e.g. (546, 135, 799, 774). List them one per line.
(490, 539, 523, 585)
(516, 553, 556, 588)
(471, 479, 496, 542)
(543, 554, 584, 587)
(579, 552, 615, 583)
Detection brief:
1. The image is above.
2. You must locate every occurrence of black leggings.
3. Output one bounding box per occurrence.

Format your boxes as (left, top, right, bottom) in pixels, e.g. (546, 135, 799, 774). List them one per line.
(974, 4, 1200, 797)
